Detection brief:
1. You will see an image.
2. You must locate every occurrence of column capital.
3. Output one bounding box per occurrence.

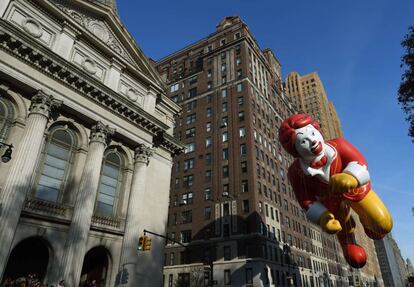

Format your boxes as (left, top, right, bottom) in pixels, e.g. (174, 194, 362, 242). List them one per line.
(29, 90, 62, 118)
(134, 143, 153, 165)
(90, 121, 115, 145)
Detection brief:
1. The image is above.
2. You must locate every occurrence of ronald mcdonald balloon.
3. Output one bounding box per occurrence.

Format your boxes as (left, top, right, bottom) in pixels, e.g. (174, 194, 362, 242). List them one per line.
(279, 114, 392, 268)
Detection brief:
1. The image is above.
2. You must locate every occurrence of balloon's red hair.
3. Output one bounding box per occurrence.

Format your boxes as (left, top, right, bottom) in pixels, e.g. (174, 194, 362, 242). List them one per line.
(278, 114, 322, 157)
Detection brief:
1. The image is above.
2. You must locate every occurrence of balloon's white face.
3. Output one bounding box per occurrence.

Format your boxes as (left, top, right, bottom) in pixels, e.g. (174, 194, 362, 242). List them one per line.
(294, 124, 325, 160)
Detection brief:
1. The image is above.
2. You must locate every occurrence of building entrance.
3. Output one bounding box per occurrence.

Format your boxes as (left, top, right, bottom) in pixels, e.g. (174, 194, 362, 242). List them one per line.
(3, 237, 49, 283)
(80, 246, 109, 287)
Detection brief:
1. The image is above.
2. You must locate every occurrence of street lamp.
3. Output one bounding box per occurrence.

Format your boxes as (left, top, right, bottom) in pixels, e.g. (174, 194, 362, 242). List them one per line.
(0, 142, 13, 163)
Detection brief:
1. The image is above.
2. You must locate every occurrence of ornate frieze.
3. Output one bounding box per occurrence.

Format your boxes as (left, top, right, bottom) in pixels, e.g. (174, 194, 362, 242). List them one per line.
(0, 22, 183, 155)
(29, 90, 62, 118)
(53, 2, 135, 65)
(134, 143, 153, 165)
(90, 121, 115, 145)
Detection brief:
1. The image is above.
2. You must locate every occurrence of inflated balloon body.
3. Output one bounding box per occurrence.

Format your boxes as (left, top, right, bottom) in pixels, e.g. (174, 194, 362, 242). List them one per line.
(279, 114, 392, 268)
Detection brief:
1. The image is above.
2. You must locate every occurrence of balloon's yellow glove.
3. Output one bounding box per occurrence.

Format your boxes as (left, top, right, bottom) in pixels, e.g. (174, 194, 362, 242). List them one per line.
(319, 211, 342, 234)
(329, 173, 358, 193)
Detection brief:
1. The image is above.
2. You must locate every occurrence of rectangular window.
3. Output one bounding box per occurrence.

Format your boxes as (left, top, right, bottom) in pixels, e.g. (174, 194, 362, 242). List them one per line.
(168, 274, 173, 287)
(189, 75, 198, 85)
(206, 137, 212, 147)
(242, 200, 249, 213)
(185, 127, 196, 138)
(222, 75, 227, 84)
(169, 253, 175, 265)
(242, 180, 248, 192)
(187, 100, 197, 111)
(238, 96, 244, 106)
(238, 111, 245, 121)
(180, 230, 191, 243)
(206, 107, 212, 117)
(222, 148, 229, 160)
(245, 268, 253, 284)
(204, 188, 212, 200)
(183, 176, 194, 187)
(224, 270, 231, 285)
(221, 89, 228, 98)
(224, 246, 231, 260)
(223, 166, 229, 177)
(183, 158, 194, 171)
(222, 132, 228, 142)
(205, 153, 212, 165)
(237, 82, 243, 92)
(186, 113, 196, 124)
(237, 69, 242, 79)
(181, 192, 193, 204)
(206, 122, 212, 133)
(204, 206, 212, 220)
(241, 161, 247, 173)
(205, 170, 212, 181)
(184, 143, 195, 153)
(240, 144, 247, 155)
(222, 102, 228, 112)
(181, 210, 192, 223)
(170, 83, 180, 92)
(187, 87, 197, 98)
(239, 127, 246, 138)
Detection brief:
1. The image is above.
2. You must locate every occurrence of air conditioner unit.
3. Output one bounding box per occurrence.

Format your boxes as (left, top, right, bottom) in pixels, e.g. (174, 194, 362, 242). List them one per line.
(222, 191, 229, 197)
(179, 199, 187, 205)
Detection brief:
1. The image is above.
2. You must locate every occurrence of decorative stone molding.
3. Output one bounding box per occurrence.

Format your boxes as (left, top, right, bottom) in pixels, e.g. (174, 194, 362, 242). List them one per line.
(134, 143, 153, 165)
(90, 121, 115, 145)
(81, 57, 97, 75)
(54, 3, 134, 64)
(91, 214, 121, 228)
(0, 22, 183, 155)
(24, 197, 67, 217)
(126, 87, 138, 102)
(29, 90, 62, 118)
(21, 18, 43, 39)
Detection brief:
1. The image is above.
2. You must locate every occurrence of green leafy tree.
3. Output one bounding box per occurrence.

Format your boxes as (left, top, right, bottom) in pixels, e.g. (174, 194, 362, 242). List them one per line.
(398, 26, 414, 141)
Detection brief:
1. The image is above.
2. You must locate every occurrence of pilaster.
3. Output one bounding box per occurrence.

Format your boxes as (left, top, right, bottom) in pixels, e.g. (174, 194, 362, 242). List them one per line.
(61, 121, 114, 287)
(0, 91, 61, 278)
(117, 143, 153, 286)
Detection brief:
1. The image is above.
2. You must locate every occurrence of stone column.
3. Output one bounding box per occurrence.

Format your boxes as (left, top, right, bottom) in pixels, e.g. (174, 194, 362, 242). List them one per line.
(117, 144, 153, 287)
(61, 122, 114, 287)
(0, 91, 62, 277)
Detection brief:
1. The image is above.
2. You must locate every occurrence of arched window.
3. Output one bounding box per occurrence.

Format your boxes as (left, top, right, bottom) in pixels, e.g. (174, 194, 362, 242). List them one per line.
(0, 97, 15, 142)
(96, 150, 122, 216)
(36, 128, 75, 202)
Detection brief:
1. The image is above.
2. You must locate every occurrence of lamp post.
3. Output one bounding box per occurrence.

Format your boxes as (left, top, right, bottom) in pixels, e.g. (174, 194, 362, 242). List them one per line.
(0, 141, 13, 163)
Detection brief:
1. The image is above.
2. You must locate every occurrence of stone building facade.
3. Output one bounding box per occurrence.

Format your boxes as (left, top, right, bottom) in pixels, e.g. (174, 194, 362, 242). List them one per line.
(0, 0, 182, 286)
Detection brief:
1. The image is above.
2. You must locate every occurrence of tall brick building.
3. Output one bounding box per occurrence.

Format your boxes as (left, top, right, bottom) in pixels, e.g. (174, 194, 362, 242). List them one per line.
(155, 16, 352, 287)
(285, 72, 342, 140)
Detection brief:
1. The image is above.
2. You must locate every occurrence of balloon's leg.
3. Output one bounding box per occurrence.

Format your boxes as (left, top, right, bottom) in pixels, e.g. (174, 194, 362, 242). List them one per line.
(348, 190, 393, 240)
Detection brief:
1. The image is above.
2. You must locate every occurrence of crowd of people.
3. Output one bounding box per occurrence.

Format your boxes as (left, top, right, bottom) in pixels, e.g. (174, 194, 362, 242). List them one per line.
(1, 274, 100, 287)
(1, 274, 65, 287)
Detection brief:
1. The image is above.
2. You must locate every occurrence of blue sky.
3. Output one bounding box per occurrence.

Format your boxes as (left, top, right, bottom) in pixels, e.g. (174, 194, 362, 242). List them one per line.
(117, 1, 414, 262)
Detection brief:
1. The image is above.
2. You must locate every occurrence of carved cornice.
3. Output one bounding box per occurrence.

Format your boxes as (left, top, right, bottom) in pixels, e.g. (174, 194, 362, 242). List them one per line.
(29, 90, 63, 118)
(90, 121, 115, 145)
(0, 20, 183, 155)
(134, 143, 153, 165)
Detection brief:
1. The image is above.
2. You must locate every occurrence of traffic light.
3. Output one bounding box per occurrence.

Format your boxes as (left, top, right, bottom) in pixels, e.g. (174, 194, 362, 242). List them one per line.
(138, 236, 144, 251)
(143, 235, 152, 251)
